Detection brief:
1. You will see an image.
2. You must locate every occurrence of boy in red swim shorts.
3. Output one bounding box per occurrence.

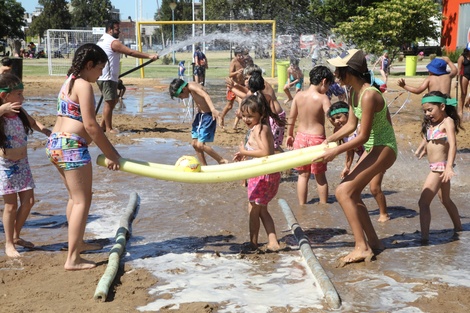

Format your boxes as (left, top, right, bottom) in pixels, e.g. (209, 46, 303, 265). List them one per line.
(286, 65, 335, 205)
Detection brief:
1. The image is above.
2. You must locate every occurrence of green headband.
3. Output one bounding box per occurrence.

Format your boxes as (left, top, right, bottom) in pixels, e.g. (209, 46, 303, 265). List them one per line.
(329, 108, 349, 116)
(421, 95, 457, 107)
(174, 81, 188, 97)
(0, 82, 24, 93)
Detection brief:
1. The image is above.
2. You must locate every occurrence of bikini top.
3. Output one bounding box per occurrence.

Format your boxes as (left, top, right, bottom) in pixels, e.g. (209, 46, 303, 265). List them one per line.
(426, 121, 447, 141)
(56, 76, 83, 122)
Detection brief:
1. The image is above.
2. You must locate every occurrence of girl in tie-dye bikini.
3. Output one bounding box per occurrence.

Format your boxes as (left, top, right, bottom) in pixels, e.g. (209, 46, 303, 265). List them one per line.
(45, 43, 121, 271)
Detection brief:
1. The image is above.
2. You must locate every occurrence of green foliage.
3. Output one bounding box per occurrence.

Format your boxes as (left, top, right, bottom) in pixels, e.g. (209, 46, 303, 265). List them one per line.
(444, 47, 463, 63)
(334, 0, 441, 61)
(0, 0, 26, 39)
(29, 0, 72, 38)
(70, 0, 113, 28)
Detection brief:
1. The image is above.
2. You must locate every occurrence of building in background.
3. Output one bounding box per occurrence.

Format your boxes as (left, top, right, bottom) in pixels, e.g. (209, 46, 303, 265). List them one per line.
(442, 1, 470, 50)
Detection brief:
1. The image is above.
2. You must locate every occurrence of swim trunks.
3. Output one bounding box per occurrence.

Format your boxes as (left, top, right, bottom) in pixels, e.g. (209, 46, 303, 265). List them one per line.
(293, 132, 327, 174)
(288, 75, 304, 90)
(45, 132, 91, 171)
(247, 172, 281, 205)
(226, 89, 236, 101)
(191, 112, 216, 143)
(0, 156, 35, 195)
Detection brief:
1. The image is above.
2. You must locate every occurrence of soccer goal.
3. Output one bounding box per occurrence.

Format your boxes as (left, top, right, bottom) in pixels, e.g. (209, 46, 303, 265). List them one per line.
(46, 29, 103, 76)
(136, 20, 277, 78)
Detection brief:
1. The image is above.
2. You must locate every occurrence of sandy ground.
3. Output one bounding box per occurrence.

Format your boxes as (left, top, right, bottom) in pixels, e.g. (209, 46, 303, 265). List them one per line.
(1, 75, 469, 312)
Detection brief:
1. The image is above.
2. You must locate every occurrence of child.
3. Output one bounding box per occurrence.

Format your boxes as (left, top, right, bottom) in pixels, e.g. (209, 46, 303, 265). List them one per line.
(327, 101, 390, 223)
(178, 60, 186, 80)
(286, 65, 335, 205)
(233, 92, 284, 251)
(117, 79, 126, 100)
(397, 57, 457, 98)
(0, 73, 51, 258)
(373, 51, 390, 84)
(45, 43, 121, 270)
(227, 68, 286, 152)
(415, 91, 463, 243)
(0, 57, 13, 74)
(283, 58, 304, 104)
(169, 79, 228, 165)
(322, 49, 397, 266)
(219, 47, 247, 129)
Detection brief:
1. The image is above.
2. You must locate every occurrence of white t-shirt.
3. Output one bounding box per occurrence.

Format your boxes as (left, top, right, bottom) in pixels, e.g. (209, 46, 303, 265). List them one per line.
(97, 33, 120, 82)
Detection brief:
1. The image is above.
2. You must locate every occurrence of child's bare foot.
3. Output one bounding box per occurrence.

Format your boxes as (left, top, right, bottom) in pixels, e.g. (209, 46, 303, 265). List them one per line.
(336, 248, 374, 268)
(5, 244, 21, 258)
(64, 257, 97, 271)
(13, 238, 35, 248)
(218, 117, 225, 128)
(80, 241, 103, 252)
(265, 242, 281, 252)
(377, 214, 390, 223)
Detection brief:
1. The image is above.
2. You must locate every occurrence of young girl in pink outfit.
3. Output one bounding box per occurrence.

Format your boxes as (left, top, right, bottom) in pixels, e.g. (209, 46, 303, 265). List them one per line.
(415, 91, 463, 243)
(233, 92, 285, 251)
(0, 73, 51, 258)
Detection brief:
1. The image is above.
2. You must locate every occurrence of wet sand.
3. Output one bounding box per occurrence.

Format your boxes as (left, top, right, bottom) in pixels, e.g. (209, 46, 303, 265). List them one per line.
(1, 76, 470, 312)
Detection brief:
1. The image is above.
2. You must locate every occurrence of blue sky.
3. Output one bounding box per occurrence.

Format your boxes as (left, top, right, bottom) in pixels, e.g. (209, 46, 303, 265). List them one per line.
(18, 0, 160, 21)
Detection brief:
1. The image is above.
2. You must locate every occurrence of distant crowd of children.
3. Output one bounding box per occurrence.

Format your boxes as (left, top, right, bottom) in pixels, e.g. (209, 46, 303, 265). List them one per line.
(1, 40, 465, 271)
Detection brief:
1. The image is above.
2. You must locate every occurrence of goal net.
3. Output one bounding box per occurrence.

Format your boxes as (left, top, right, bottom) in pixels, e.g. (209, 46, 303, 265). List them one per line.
(46, 29, 103, 76)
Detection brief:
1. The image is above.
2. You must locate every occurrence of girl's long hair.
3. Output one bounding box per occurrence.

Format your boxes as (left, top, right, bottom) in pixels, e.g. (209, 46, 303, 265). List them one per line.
(241, 92, 283, 134)
(421, 90, 464, 136)
(67, 43, 108, 95)
(246, 72, 285, 130)
(0, 73, 32, 152)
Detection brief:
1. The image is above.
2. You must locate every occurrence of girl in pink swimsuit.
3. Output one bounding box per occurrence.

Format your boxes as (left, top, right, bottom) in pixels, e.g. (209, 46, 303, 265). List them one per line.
(233, 92, 285, 252)
(415, 91, 464, 243)
(0, 73, 51, 258)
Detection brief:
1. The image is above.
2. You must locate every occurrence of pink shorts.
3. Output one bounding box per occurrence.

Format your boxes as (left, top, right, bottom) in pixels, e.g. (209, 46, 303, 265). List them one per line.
(247, 172, 281, 205)
(293, 132, 327, 174)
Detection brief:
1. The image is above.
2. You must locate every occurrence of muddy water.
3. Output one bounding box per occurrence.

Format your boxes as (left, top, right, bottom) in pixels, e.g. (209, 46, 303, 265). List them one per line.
(4, 83, 470, 312)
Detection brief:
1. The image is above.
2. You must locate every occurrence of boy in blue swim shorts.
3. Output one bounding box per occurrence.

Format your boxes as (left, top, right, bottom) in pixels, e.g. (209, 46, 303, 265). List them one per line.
(169, 79, 228, 165)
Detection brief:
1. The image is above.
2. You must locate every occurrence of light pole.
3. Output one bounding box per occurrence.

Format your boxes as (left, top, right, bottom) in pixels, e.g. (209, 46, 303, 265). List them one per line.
(228, 0, 233, 59)
(170, 2, 177, 65)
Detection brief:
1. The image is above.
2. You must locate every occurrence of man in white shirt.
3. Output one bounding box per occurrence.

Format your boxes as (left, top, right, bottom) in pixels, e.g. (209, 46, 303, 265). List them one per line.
(97, 20, 158, 133)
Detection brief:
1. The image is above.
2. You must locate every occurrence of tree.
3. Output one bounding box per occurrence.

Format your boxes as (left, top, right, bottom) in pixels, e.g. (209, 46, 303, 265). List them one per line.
(29, 0, 72, 39)
(334, 0, 442, 59)
(70, 0, 113, 28)
(0, 0, 26, 39)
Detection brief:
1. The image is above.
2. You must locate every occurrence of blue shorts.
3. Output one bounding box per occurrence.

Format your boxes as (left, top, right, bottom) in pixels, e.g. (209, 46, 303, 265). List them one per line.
(46, 132, 91, 171)
(191, 112, 216, 143)
(289, 75, 303, 90)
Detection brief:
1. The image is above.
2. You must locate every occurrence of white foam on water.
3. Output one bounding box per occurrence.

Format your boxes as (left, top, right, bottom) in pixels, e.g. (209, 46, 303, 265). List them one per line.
(132, 252, 323, 313)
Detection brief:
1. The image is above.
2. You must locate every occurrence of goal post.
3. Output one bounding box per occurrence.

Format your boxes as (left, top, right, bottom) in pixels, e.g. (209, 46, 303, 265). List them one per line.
(136, 20, 277, 78)
(46, 29, 103, 76)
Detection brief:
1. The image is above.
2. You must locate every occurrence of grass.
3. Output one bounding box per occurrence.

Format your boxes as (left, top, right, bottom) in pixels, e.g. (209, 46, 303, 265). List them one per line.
(18, 49, 432, 80)
(19, 50, 277, 79)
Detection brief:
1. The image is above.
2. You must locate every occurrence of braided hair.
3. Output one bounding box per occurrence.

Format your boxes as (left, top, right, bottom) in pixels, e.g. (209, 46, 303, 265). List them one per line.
(66, 43, 108, 95)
